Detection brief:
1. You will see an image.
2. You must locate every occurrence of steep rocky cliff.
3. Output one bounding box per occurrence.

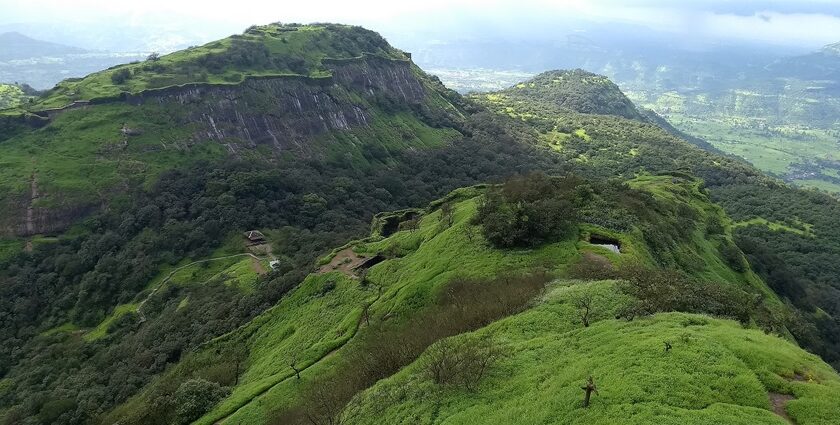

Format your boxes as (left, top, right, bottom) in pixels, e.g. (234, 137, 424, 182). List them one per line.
(0, 30, 464, 237)
(136, 56, 434, 153)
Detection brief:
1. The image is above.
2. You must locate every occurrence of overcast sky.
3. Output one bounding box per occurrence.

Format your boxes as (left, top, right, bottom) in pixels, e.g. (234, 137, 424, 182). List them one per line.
(1, 0, 839, 50)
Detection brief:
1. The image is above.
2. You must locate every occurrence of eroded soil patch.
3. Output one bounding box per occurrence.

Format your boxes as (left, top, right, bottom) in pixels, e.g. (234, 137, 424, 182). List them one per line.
(769, 392, 795, 424)
(317, 248, 371, 275)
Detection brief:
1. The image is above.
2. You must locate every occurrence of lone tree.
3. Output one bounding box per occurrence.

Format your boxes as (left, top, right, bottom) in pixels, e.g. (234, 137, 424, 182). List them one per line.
(573, 293, 595, 327)
(289, 356, 301, 380)
(440, 203, 455, 228)
(147, 52, 161, 61)
(362, 302, 371, 326)
(581, 376, 599, 408)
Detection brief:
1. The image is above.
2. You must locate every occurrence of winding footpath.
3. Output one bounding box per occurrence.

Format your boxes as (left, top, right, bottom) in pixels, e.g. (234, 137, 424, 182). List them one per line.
(209, 284, 383, 425)
(136, 253, 261, 322)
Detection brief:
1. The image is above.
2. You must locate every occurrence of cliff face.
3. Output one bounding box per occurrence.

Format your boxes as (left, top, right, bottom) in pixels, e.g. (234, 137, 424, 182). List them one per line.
(1, 57, 454, 237)
(137, 57, 430, 153)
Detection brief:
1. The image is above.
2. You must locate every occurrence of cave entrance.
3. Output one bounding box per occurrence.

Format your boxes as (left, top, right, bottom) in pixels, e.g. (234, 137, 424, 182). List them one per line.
(353, 254, 387, 272)
(588, 234, 621, 254)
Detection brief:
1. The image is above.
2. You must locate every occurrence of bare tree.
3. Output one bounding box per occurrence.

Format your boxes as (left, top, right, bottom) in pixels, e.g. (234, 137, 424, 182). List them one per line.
(362, 302, 371, 326)
(232, 345, 248, 385)
(289, 356, 301, 380)
(422, 335, 500, 390)
(574, 293, 595, 327)
(440, 203, 455, 228)
(463, 224, 476, 242)
(399, 218, 419, 233)
(581, 376, 599, 408)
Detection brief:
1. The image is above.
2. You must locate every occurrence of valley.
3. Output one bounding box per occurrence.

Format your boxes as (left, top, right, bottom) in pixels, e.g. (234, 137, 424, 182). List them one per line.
(420, 41, 840, 193)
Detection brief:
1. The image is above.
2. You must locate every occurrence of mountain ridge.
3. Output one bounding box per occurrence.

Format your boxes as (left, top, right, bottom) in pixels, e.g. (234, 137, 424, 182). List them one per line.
(3, 22, 840, 425)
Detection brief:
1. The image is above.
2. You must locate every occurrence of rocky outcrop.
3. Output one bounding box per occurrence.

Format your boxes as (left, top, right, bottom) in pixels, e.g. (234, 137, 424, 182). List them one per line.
(1, 174, 96, 237)
(1, 57, 447, 237)
(131, 57, 430, 154)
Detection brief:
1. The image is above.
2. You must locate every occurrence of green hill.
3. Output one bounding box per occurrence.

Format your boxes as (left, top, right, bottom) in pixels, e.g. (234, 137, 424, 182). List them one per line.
(472, 73, 840, 372)
(0, 32, 87, 62)
(491, 69, 644, 120)
(20, 24, 407, 111)
(0, 22, 464, 238)
(348, 293, 839, 425)
(104, 177, 838, 424)
(3, 24, 840, 425)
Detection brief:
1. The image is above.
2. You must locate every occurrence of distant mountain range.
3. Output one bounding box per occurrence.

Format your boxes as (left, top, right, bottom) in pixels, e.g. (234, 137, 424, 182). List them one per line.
(0, 32, 146, 89)
(0, 32, 88, 61)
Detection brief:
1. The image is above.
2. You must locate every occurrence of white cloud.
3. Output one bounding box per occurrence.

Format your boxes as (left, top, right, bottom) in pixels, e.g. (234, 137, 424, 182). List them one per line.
(1, 0, 838, 48)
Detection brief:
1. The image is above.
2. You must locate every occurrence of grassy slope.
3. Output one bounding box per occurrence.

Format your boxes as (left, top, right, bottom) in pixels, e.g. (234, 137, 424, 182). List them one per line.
(0, 102, 220, 206)
(346, 280, 840, 425)
(193, 188, 574, 424)
(109, 176, 787, 424)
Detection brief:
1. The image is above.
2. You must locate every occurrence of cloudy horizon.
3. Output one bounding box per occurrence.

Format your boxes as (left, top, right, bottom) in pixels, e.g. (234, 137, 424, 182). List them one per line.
(1, 0, 839, 52)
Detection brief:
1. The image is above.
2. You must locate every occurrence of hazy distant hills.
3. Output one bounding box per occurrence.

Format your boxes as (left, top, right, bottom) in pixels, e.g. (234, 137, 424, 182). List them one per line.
(823, 42, 840, 56)
(0, 32, 146, 89)
(0, 32, 88, 61)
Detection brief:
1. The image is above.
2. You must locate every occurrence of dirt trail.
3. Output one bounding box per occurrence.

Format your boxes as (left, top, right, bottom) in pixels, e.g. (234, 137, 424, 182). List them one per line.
(769, 392, 795, 424)
(136, 253, 260, 322)
(211, 285, 383, 425)
(26, 172, 39, 235)
(251, 257, 267, 275)
(317, 248, 369, 275)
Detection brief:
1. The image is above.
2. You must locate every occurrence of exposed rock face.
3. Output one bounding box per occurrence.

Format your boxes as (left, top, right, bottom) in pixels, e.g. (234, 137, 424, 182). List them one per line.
(136, 57, 429, 153)
(1, 57, 441, 237)
(2, 175, 96, 237)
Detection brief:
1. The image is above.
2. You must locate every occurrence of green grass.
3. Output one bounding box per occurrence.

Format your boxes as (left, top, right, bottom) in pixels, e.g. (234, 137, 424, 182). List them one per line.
(346, 280, 840, 424)
(108, 179, 785, 424)
(0, 239, 24, 262)
(84, 303, 139, 342)
(733, 217, 814, 237)
(796, 179, 840, 193)
(627, 175, 773, 295)
(0, 102, 224, 209)
(39, 322, 81, 337)
(193, 195, 576, 424)
(212, 180, 767, 421)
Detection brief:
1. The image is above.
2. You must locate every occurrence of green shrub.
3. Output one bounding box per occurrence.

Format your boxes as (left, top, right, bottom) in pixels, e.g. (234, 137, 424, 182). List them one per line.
(473, 173, 578, 248)
(172, 379, 230, 425)
(110, 68, 132, 85)
(616, 263, 754, 324)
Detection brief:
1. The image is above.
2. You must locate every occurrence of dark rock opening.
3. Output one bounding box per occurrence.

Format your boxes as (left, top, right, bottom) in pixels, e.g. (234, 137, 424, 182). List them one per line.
(353, 254, 386, 271)
(588, 234, 621, 253)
